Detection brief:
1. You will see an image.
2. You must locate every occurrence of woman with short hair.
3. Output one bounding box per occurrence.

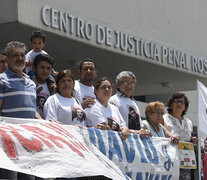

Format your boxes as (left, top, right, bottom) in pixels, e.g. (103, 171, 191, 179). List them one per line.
(143, 101, 179, 143)
(164, 92, 197, 180)
(44, 69, 86, 126)
(85, 77, 129, 140)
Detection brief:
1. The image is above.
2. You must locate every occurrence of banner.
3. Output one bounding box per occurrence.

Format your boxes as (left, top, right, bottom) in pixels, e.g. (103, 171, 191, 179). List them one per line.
(197, 80, 207, 180)
(197, 80, 207, 136)
(0, 116, 180, 180)
(79, 128, 180, 180)
(0, 117, 128, 179)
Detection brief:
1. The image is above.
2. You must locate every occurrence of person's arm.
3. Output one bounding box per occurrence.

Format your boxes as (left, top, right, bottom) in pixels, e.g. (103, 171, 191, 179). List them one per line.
(189, 119, 197, 144)
(130, 127, 152, 138)
(161, 124, 179, 144)
(120, 126, 129, 140)
(43, 96, 58, 121)
(85, 102, 106, 127)
(190, 136, 198, 144)
(0, 100, 3, 115)
(81, 98, 95, 109)
(35, 111, 42, 119)
(95, 122, 111, 130)
(131, 121, 152, 138)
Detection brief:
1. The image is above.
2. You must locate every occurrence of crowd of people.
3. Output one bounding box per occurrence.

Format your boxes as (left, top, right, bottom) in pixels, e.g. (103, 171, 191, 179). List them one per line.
(0, 30, 198, 180)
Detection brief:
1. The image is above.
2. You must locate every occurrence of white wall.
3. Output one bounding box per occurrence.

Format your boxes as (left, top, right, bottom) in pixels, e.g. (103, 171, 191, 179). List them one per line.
(15, 0, 207, 78)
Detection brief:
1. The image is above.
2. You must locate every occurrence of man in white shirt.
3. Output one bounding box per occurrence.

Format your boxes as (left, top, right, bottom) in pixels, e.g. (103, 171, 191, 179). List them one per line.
(110, 71, 150, 136)
(33, 54, 56, 118)
(73, 58, 97, 109)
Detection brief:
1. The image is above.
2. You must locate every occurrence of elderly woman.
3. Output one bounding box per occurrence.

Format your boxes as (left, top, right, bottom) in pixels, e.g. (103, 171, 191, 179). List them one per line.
(44, 70, 86, 126)
(163, 92, 197, 180)
(85, 77, 129, 140)
(143, 101, 179, 144)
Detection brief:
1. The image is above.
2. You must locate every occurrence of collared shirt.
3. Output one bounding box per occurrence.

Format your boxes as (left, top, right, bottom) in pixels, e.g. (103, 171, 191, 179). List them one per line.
(164, 113, 192, 142)
(0, 69, 36, 118)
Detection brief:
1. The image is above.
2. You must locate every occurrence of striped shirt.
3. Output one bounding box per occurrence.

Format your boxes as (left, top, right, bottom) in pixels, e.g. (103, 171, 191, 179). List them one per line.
(0, 69, 36, 118)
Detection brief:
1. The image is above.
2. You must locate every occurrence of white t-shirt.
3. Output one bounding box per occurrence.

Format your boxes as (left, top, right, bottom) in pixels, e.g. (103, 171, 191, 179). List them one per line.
(109, 92, 143, 129)
(25, 50, 48, 73)
(164, 113, 192, 142)
(85, 99, 126, 128)
(36, 82, 50, 118)
(44, 93, 86, 126)
(73, 80, 95, 103)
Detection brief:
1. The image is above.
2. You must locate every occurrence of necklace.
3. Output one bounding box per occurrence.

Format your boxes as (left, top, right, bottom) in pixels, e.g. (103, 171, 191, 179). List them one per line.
(148, 120, 160, 137)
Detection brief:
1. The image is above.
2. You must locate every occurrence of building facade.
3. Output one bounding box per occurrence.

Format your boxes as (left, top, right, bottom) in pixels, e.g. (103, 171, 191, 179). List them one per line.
(1, 0, 206, 127)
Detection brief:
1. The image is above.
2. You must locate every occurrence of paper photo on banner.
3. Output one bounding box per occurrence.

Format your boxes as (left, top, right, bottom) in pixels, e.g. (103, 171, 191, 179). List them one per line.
(107, 117, 120, 131)
(71, 106, 86, 122)
(127, 105, 140, 130)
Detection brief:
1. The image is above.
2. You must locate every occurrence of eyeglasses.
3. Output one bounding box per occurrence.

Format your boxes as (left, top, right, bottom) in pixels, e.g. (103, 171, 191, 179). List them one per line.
(151, 112, 164, 116)
(174, 100, 185, 105)
(0, 60, 5, 63)
(100, 85, 112, 90)
(121, 81, 135, 86)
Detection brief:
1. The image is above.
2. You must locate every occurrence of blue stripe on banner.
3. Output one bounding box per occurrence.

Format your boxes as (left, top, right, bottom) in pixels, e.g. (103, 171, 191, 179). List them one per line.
(108, 130, 123, 162)
(133, 134, 148, 163)
(86, 128, 177, 180)
(88, 128, 106, 155)
(121, 134, 135, 163)
(140, 136, 158, 164)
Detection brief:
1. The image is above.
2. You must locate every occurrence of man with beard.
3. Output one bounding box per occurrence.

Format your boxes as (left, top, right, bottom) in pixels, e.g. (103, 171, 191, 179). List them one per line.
(0, 41, 41, 179)
(73, 58, 97, 109)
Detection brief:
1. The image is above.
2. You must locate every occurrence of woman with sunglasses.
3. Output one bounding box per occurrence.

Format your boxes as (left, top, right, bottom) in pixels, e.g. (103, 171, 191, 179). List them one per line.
(164, 92, 197, 180)
(143, 101, 179, 144)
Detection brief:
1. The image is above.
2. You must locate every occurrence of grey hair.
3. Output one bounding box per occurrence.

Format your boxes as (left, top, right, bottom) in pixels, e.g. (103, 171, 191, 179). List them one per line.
(5, 41, 27, 56)
(115, 71, 136, 84)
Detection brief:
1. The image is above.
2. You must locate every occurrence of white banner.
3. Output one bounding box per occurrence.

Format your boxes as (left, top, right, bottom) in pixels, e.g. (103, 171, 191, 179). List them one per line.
(0, 117, 129, 179)
(79, 127, 180, 180)
(197, 80, 207, 180)
(197, 80, 207, 136)
(0, 116, 180, 180)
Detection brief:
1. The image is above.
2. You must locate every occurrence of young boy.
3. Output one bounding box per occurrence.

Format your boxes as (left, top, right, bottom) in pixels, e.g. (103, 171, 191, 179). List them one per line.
(25, 30, 47, 78)
(33, 54, 56, 118)
(25, 30, 57, 84)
